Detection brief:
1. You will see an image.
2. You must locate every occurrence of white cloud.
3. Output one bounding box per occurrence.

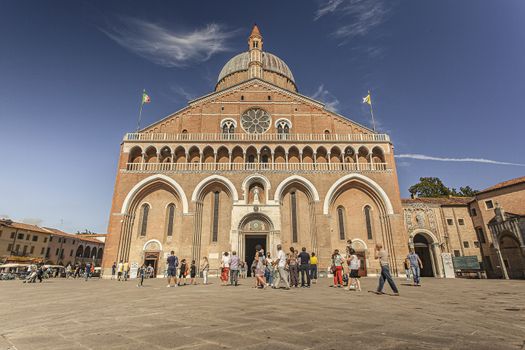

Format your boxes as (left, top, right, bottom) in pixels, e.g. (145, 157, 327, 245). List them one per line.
(100, 17, 239, 68)
(395, 154, 525, 167)
(314, 0, 344, 20)
(315, 0, 392, 45)
(171, 85, 196, 101)
(311, 84, 340, 112)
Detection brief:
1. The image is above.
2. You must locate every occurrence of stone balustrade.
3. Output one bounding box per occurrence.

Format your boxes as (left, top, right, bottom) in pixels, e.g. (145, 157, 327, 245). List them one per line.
(124, 162, 390, 173)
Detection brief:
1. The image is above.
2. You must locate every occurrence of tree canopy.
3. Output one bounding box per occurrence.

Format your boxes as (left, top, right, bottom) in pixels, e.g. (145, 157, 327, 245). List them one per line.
(409, 177, 478, 198)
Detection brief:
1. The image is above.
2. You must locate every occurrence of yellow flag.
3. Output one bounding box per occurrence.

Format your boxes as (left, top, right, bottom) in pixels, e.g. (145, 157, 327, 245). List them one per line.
(362, 93, 371, 105)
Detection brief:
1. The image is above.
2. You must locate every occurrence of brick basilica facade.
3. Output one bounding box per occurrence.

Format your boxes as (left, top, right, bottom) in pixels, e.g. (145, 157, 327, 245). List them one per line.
(102, 25, 409, 277)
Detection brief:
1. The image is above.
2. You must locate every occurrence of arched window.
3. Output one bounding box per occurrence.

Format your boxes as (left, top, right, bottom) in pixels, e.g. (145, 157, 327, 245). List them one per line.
(139, 204, 150, 237)
(276, 119, 291, 137)
(212, 192, 220, 242)
(166, 204, 175, 237)
(221, 119, 236, 134)
(364, 205, 373, 240)
(291, 192, 298, 243)
(337, 206, 346, 240)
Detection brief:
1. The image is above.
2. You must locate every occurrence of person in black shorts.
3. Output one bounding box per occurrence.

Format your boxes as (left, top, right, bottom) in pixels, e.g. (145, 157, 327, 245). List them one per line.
(166, 251, 179, 288)
(178, 259, 188, 286)
(190, 260, 197, 285)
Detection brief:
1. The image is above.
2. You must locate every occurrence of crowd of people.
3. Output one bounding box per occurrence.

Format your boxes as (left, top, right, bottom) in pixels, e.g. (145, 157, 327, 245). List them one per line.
(16, 240, 423, 295)
(152, 240, 416, 296)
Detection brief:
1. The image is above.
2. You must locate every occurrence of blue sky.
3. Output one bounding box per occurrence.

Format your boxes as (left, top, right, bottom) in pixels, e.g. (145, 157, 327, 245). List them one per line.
(0, 0, 523, 233)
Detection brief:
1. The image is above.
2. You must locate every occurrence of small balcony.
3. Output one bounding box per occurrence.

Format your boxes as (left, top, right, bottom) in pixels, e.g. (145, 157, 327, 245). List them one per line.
(124, 162, 390, 173)
(124, 132, 390, 143)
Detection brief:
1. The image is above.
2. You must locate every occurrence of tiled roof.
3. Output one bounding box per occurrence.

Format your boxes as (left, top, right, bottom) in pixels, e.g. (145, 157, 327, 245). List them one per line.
(0, 220, 103, 245)
(402, 197, 473, 206)
(0, 221, 53, 234)
(477, 176, 525, 195)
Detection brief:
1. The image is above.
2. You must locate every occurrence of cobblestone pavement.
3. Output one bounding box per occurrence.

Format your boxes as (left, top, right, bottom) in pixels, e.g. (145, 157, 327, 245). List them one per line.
(0, 277, 524, 350)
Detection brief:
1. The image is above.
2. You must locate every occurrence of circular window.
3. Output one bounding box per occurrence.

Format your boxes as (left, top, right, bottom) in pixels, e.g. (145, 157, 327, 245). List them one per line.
(241, 108, 271, 134)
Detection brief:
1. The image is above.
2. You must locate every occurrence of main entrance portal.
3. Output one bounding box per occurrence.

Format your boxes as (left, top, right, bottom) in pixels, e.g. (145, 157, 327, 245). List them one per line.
(245, 235, 267, 277)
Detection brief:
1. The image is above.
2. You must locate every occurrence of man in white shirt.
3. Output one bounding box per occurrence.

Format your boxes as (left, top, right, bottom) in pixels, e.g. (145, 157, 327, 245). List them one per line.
(273, 244, 290, 290)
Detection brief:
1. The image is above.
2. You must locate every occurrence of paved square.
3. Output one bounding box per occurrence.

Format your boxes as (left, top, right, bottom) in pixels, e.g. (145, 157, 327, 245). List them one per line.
(0, 277, 524, 349)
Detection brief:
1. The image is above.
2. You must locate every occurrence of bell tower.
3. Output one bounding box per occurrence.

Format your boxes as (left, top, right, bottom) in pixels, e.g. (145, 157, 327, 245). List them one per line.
(248, 24, 263, 79)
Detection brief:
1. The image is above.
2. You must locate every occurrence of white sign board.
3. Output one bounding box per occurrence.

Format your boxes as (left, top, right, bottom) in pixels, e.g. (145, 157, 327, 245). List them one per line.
(441, 253, 455, 278)
(129, 262, 139, 279)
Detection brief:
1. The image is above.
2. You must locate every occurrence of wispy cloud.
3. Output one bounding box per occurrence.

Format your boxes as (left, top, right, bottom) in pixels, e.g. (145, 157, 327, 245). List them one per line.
(311, 84, 340, 112)
(100, 17, 239, 68)
(314, 0, 344, 20)
(315, 0, 392, 45)
(395, 154, 525, 167)
(171, 85, 196, 101)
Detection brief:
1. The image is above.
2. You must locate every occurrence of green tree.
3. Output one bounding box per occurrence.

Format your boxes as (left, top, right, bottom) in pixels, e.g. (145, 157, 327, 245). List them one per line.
(409, 177, 452, 198)
(409, 177, 478, 198)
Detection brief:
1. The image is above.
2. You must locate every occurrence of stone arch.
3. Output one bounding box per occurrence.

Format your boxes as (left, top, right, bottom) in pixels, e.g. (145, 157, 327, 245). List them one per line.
(358, 146, 369, 163)
(410, 229, 441, 277)
(159, 146, 172, 163)
(202, 146, 215, 163)
(188, 146, 200, 163)
(372, 146, 385, 163)
(323, 174, 394, 215)
(274, 175, 320, 203)
(174, 146, 187, 163)
(302, 146, 314, 164)
(351, 238, 369, 251)
(231, 146, 244, 164)
(128, 146, 143, 163)
(191, 175, 239, 202)
(76, 245, 84, 257)
(238, 212, 275, 231)
(274, 146, 286, 163)
(144, 146, 158, 163)
(242, 174, 271, 202)
(409, 229, 439, 245)
(142, 239, 163, 251)
(97, 248, 103, 259)
(84, 246, 91, 258)
(121, 174, 189, 214)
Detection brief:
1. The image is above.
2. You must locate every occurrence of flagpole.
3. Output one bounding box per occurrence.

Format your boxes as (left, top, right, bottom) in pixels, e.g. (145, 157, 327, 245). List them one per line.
(136, 89, 145, 132)
(368, 90, 377, 132)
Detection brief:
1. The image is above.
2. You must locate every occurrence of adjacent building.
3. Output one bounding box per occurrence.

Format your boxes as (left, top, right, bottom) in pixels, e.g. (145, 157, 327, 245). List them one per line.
(468, 176, 525, 279)
(0, 219, 105, 266)
(401, 197, 481, 278)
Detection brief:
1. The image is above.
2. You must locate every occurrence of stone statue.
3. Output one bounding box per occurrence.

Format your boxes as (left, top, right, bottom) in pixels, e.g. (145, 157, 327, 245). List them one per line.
(253, 187, 260, 204)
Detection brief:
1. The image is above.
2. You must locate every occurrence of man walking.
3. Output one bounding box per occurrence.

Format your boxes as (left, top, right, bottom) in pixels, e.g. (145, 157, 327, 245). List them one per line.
(230, 251, 240, 286)
(85, 262, 91, 281)
(374, 243, 399, 296)
(298, 247, 311, 288)
(407, 249, 423, 286)
(273, 244, 290, 290)
(288, 247, 299, 288)
(117, 260, 123, 281)
(167, 250, 179, 287)
(111, 262, 116, 280)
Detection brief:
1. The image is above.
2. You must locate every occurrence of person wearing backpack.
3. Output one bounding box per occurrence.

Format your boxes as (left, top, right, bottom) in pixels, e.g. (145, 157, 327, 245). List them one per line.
(345, 248, 361, 291)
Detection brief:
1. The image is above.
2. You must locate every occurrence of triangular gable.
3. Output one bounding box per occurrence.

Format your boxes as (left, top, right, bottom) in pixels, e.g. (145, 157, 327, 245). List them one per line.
(141, 78, 375, 134)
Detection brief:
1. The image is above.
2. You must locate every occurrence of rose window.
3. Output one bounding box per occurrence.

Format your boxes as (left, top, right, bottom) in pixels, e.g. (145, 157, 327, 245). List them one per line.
(241, 108, 271, 134)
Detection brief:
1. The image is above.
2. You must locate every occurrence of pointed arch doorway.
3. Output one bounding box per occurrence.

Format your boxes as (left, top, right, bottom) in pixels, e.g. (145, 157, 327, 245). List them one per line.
(238, 213, 274, 277)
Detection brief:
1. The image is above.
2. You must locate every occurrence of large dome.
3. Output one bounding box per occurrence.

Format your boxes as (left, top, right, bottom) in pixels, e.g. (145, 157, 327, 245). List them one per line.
(217, 52, 295, 84)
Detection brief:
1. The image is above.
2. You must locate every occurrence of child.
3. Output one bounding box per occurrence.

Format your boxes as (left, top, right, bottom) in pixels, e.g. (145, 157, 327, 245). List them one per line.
(137, 264, 146, 287)
(190, 260, 197, 285)
(178, 259, 187, 286)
